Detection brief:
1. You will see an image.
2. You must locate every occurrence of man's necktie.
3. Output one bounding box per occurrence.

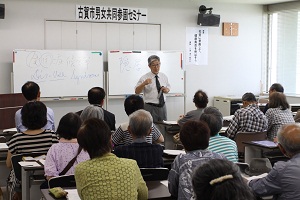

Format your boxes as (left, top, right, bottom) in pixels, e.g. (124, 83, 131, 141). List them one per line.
(155, 75, 165, 106)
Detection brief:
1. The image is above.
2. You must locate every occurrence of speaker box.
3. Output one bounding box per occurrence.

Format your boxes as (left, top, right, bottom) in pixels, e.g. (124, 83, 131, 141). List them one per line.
(197, 14, 220, 27)
(0, 4, 5, 19)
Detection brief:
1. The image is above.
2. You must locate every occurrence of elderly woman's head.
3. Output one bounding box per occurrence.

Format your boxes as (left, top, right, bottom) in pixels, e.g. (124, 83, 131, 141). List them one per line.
(80, 105, 104, 122)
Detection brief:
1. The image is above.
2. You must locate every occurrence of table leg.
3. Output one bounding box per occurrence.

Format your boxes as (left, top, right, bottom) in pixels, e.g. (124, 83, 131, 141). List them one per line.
(21, 168, 30, 200)
(245, 146, 262, 164)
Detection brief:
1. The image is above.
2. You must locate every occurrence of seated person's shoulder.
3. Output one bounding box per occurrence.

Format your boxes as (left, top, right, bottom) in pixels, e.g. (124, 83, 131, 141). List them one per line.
(104, 109, 115, 117)
(118, 157, 139, 166)
(47, 107, 54, 114)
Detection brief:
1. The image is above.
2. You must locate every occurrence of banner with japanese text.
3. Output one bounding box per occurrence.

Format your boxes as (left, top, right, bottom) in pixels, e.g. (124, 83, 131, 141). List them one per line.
(185, 27, 208, 66)
(76, 5, 147, 23)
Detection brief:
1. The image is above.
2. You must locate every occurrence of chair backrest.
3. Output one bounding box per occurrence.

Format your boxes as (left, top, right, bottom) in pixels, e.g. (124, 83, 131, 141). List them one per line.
(48, 174, 76, 188)
(140, 168, 169, 181)
(11, 152, 45, 181)
(0, 136, 6, 143)
(235, 131, 267, 156)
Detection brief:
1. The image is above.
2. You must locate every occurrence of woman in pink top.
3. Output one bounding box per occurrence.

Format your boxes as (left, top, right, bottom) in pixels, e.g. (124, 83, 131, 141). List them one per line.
(44, 112, 90, 180)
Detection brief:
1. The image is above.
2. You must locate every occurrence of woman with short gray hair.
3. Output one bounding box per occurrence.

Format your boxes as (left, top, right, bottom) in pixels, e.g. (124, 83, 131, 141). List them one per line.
(80, 105, 104, 122)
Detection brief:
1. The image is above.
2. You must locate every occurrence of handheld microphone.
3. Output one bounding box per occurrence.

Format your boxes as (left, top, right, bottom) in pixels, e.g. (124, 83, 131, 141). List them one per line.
(157, 86, 163, 99)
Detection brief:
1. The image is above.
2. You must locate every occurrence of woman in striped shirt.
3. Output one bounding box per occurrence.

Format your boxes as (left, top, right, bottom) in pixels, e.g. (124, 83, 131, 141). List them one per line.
(6, 101, 58, 200)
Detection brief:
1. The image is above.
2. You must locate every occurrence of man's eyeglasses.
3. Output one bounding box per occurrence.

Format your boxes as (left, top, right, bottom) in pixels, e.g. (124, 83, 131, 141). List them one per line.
(151, 63, 161, 67)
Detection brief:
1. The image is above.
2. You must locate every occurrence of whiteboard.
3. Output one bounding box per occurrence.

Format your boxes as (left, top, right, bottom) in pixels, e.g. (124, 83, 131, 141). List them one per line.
(108, 51, 184, 95)
(13, 50, 104, 97)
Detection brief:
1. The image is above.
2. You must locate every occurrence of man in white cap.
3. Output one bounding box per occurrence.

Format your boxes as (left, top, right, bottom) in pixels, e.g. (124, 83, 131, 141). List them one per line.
(135, 55, 171, 122)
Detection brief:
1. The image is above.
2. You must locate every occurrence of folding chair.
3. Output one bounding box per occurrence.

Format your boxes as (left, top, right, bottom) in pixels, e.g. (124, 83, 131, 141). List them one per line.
(48, 175, 76, 188)
(0, 136, 6, 143)
(235, 131, 267, 162)
(140, 168, 169, 182)
(8, 153, 45, 199)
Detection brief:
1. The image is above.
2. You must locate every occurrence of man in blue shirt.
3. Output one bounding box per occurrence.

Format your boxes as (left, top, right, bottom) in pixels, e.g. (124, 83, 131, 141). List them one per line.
(15, 81, 55, 132)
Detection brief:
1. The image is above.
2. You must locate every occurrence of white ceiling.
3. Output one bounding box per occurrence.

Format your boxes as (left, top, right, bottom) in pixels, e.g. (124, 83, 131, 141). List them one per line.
(191, 0, 297, 5)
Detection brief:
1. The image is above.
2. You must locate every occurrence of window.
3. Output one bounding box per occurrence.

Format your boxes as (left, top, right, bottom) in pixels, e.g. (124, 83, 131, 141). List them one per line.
(263, 8, 300, 95)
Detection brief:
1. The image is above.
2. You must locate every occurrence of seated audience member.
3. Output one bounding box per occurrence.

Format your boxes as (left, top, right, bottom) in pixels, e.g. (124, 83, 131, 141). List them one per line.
(112, 95, 164, 146)
(177, 90, 208, 127)
(80, 105, 104, 122)
(226, 92, 268, 140)
(44, 113, 90, 180)
(294, 110, 300, 122)
(6, 101, 58, 200)
(265, 92, 295, 140)
(263, 83, 284, 114)
(75, 118, 148, 200)
(114, 110, 164, 168)
(15, 81, 55, 132)
(168, 120, 226, 200)
(192, 159, 256, 200)
(77, 87, 116, 131)
(249, 124, 300, 199)
(200, 107, 238, 162)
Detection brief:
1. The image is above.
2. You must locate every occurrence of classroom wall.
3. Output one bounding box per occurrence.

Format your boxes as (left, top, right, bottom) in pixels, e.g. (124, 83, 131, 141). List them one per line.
(0, 0, 263, 125)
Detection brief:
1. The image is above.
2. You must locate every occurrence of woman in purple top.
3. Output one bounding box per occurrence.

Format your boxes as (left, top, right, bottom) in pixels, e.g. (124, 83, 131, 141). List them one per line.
(44, 113, 90, 180)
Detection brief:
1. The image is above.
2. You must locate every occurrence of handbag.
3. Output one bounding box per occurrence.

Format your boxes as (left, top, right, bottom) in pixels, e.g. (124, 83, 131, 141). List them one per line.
(59, 147, 82, 176)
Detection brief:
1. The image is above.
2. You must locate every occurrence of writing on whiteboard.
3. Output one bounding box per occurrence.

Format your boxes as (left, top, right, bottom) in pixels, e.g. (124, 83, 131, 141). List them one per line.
(13, 49, 104, 97)
(26, 52, 99, 84)
(119, 57, 143, 73)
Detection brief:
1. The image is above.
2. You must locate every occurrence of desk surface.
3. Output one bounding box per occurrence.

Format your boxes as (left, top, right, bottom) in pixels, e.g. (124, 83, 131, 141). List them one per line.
(41, 181, 172, 200)
(243, 140, 278, 149)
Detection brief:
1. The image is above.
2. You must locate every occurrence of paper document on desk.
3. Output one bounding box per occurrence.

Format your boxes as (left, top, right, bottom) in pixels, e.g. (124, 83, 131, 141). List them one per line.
(22, 154, 46, 161)
(18, 161, 41, 167)
(243, 173, 268, 184)
(223, 115, 233, 121)
(3, 127, 17, 133)
(65, 189, 80, 200)
(220, 127, 228, 132)
(38, 159, 46, 166)
(160, 180, 168, 187)
(163, 120, 178, 125)
(0, 143, 8, 149)
(164, 150, 186, 156)
(252, 140, 278, 148)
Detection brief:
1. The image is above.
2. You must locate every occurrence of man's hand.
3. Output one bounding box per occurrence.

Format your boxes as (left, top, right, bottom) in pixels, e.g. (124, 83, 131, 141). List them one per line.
(143, 78, 152, 85)
(161, 86, 169, 93)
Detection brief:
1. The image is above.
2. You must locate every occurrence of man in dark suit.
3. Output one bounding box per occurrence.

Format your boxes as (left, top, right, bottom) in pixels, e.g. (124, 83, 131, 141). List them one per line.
(77, 87, 116, 131)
